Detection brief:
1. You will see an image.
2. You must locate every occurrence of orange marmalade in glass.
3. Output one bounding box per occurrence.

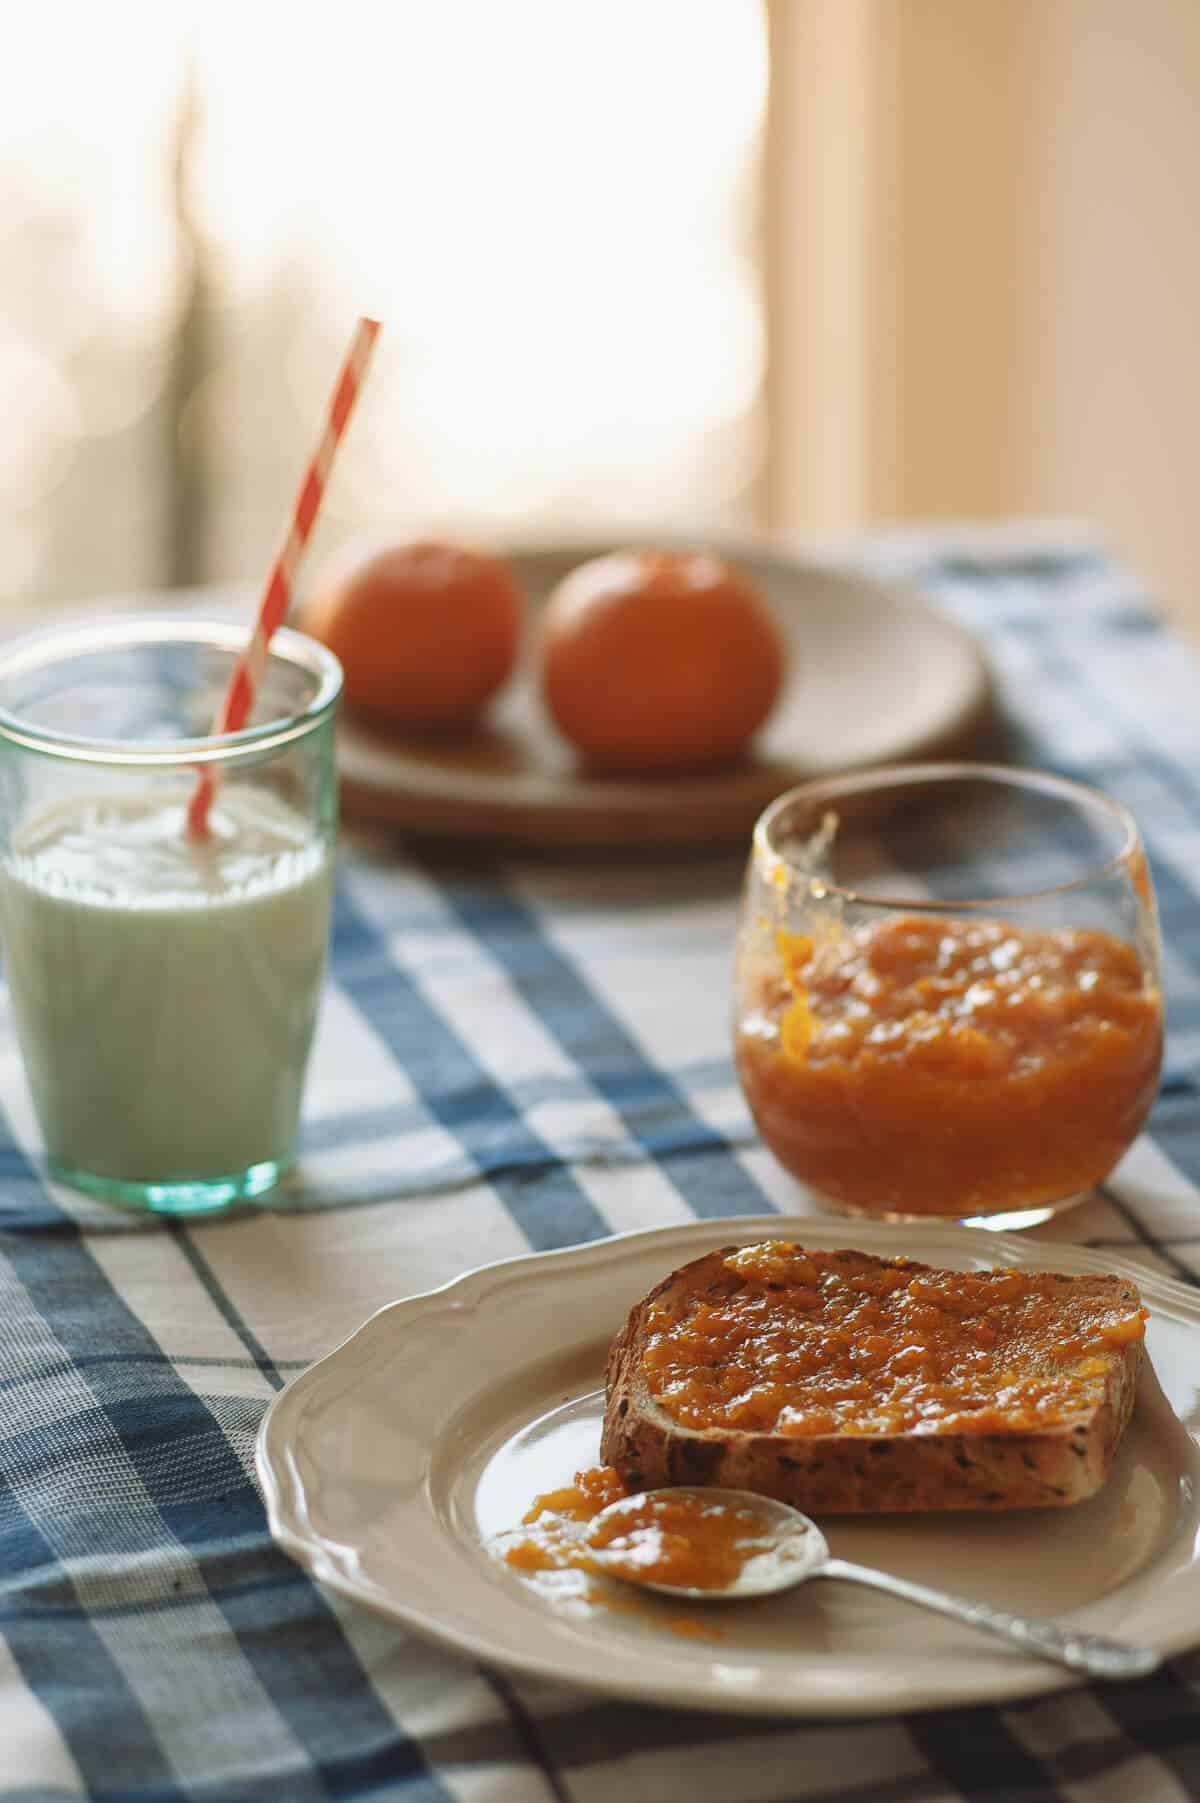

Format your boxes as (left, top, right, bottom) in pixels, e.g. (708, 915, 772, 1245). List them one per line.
(735, 914, 1162, 1219)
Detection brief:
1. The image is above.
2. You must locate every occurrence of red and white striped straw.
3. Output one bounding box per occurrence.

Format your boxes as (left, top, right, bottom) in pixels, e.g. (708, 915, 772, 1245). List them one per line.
(187, 315, 381, 839)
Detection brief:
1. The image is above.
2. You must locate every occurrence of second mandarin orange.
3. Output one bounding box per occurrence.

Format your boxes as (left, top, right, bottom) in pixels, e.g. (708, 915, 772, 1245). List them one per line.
(537, 549, 786, 772)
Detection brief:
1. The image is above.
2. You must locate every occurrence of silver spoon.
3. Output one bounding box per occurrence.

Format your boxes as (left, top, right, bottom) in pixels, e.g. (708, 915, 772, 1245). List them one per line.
(585, 1487, 1159, 1681)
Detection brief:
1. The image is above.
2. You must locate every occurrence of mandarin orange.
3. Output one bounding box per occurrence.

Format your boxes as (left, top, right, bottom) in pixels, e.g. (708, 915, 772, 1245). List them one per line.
(301, 541, 523, 729)
(537, 549, 786, 771)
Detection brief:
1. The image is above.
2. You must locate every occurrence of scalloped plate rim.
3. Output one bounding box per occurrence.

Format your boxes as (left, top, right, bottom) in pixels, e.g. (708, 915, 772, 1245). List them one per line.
(256, 1214, 1200, 1716)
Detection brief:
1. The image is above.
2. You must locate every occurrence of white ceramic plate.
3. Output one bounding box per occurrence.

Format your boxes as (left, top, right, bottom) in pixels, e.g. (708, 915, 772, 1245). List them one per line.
(256, 1216, 1200, 1716)
(334, 539, 993, 850)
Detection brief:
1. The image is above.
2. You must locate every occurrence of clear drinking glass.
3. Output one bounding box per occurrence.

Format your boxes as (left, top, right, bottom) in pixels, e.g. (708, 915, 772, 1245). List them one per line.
(0, 616, 341, 1216)
(733, 763, 1164, 1229)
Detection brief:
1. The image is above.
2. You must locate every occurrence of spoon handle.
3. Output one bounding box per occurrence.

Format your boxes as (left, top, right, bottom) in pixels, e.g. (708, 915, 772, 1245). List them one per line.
(819, 1558, 1159, 1680)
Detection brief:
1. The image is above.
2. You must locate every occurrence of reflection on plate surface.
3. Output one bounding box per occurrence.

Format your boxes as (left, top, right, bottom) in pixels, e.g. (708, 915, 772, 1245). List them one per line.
(468, 1365, 1188, 1628)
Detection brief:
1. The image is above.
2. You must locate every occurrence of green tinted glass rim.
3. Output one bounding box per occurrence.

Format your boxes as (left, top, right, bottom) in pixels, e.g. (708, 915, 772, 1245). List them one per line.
(0, 615, 342, 767)
(754, 760, 1142, 910)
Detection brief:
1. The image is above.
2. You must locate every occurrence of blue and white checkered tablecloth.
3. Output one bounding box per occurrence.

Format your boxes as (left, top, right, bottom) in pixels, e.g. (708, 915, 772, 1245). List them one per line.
(4, 526, 1200, 1802)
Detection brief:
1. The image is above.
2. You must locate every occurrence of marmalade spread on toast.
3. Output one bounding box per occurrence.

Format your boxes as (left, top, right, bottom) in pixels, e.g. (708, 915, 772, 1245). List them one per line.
(641, 1243, 1146, 1437)
(735, 915, 1162, 1217)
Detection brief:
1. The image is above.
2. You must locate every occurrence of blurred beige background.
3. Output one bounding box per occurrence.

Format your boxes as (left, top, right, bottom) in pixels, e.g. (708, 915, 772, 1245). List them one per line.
(767, 0, 1200, 636)
(1, 1, 1197, 636)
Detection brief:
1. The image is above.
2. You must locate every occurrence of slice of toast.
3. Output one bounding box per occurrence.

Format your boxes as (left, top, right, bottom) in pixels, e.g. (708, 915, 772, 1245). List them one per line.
(600, 1242, 1145, 1513)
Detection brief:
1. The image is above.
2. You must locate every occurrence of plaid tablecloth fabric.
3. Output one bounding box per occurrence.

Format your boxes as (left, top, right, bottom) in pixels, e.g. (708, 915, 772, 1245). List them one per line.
(3, 527, 1200, 1802)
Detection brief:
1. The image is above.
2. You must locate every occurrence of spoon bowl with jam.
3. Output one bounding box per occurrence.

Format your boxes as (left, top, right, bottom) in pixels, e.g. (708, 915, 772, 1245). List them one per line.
(584, 1486, 1159, 1681)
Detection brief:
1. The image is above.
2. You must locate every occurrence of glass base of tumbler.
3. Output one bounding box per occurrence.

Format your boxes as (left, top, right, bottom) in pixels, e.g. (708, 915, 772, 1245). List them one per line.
(810, 1188, 1092, 1234)
(49, 1156, 288, 1217)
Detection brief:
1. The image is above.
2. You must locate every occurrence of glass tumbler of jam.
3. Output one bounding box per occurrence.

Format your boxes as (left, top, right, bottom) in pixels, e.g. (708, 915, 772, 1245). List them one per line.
(733, 763, 1164, 1229)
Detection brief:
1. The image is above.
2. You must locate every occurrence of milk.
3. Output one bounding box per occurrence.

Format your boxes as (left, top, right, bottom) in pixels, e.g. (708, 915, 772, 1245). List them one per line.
(0, 788, 332, 1190)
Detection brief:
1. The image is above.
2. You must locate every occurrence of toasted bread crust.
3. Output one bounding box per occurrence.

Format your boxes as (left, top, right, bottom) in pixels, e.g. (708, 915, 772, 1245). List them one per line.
(600, 1246, 1142, 1513)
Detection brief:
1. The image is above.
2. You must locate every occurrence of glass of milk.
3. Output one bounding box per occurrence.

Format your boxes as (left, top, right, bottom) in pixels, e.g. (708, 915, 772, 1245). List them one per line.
(0, 615, 342, 1215)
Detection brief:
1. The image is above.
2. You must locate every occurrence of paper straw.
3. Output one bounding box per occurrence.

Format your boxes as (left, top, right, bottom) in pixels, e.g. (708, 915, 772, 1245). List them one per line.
(186, 315, 381, 839)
